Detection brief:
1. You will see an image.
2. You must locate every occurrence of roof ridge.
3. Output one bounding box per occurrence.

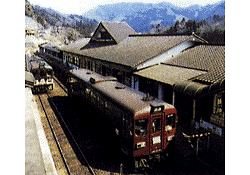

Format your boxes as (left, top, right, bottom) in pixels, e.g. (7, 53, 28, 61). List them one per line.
(191, 32, 209, 43)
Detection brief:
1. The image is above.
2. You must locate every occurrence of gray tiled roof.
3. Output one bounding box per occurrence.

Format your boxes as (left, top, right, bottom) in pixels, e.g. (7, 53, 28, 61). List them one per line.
(62, 35, 193, 68)
(164, 45, 225, 84)
(61, 38, 90, 53)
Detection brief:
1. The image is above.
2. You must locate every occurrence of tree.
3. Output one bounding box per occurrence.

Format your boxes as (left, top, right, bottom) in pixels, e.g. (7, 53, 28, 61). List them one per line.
(199, 19, 207, 27)
(156, 23, 161, 33)
(185, 19, 198, 33)
(180, 18, 185, 26)
(174, 20, 180, 33)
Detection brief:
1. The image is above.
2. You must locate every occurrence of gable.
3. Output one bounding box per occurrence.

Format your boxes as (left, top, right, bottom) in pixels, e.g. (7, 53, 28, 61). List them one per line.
(90, 23, 115, 43)
(90, 21, 136, 44)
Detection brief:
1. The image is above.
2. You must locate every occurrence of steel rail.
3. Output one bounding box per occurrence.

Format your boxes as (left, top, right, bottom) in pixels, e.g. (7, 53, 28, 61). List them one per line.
(53, 75, 68, 94)
(47, 79, 97, 175)
(38, 94, 71, 175)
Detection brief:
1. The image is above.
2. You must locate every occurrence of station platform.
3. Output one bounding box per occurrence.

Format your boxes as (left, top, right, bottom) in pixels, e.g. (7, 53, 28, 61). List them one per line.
(25, 88, 57, 175)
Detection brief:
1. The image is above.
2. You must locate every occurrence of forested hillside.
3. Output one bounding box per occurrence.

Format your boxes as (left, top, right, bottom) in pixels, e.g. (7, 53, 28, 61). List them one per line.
(156, 14, 225, 44)
(83, 1, 225, 40)
(25, 0, 98, 39)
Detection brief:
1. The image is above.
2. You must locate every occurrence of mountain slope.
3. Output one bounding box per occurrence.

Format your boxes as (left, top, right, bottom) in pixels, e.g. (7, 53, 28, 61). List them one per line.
(83, 0, 225, 33)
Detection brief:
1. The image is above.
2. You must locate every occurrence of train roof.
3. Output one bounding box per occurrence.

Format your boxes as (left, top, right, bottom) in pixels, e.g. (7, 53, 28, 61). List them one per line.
(29, 59, 53, 70)
(69, 68, 175, 115)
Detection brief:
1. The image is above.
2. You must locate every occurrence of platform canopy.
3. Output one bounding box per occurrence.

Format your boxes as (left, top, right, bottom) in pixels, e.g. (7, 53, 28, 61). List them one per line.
(174, 79, 225, 99)
(134, 64, 207, 85)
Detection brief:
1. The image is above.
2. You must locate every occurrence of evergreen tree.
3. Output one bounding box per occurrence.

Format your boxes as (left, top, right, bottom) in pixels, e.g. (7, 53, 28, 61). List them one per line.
(185, 19, 198, 33)
(156, 23, 161, 33)
(180, 18, 185, 25)
(174, 20, 180, 33)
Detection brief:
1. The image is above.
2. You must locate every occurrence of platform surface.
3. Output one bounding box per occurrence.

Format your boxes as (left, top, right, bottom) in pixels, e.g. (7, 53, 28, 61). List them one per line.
(25, 88, 57, 175)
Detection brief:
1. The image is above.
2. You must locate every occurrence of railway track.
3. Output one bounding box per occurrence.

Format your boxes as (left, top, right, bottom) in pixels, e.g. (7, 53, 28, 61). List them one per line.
(35, 77, 97, 175)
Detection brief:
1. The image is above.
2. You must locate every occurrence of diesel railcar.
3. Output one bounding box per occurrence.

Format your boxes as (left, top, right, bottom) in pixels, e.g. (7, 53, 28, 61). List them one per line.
(29, 56, 54, 92)
(67, 68, 177, 169)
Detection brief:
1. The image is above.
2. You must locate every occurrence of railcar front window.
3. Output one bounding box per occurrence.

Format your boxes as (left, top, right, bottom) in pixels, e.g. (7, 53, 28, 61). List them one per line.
(165, 114, 175, 131)
(152, 118, 161, 133)
(135, 119, 148, 137)
(47, 70, 53, 77)
(40, 70, 46, 77)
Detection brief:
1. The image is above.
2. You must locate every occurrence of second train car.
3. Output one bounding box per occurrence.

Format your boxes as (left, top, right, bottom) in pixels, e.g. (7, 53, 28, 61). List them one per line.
(29, 55, 54, 92)
(67, 68, 177, 169)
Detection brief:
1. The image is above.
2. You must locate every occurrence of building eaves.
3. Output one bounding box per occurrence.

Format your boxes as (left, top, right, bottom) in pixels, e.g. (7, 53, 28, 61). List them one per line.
(164, 45, 225, 84)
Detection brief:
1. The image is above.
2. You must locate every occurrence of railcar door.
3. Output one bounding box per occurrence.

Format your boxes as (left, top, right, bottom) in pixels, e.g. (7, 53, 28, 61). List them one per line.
(149, 113, 163, 154)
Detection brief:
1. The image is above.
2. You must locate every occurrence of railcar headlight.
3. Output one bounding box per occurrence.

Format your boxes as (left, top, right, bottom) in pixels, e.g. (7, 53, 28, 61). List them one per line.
(137, 142, 146, 149)
(165, 125, 172, 131)
(167, 135, 174, 142)
(40, 79, 45, 84)
(153, 136, 161, 144)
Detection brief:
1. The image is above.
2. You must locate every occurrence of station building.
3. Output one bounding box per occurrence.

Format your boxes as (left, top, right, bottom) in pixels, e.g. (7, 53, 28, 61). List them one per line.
(39, 21, 225, 167)
(40, 20, 224, 134)
(40, 21, 207, 85)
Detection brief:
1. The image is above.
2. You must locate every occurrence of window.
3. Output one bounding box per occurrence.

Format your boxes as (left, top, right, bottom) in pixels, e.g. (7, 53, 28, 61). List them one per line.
(66, 55, 70, 63)
(135, 119, 148, 137)
(152, 118, 161, 133)
(90, 91, 98, 106)
(101, 31, 111, 40)
(87, 61, 93, 70)
(75, 56, 79, 66)
(92, 27, 113, 42)
(165, 114, 175, 131)
(47, 70, 53, 77)
(85, 88, 91, 100)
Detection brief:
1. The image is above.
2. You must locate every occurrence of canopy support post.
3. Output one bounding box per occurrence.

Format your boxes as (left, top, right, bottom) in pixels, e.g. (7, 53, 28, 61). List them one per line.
(192, 99, 196, 126)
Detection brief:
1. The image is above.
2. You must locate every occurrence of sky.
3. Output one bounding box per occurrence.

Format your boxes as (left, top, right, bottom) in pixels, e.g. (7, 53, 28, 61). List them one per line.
(28, 0, 223, 15)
